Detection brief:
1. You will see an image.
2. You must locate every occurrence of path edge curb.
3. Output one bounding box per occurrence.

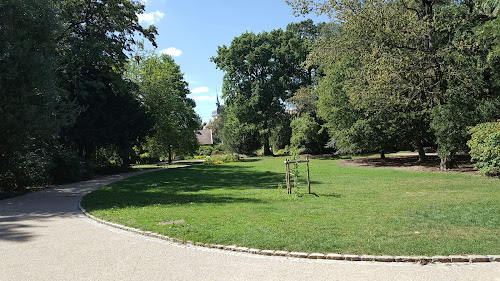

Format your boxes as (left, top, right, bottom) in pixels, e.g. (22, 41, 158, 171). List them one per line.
(78, 202, 499, 264)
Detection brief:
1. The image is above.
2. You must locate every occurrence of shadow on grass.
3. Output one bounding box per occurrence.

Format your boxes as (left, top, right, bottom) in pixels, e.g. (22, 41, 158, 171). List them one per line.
(83, 164, 284, 211)
(240, 158, 262, 163)
(321, 193, 342, 198)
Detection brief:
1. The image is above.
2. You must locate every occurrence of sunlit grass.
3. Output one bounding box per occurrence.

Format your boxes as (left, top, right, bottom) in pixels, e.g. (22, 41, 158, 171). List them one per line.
(82, 156, 500, 255)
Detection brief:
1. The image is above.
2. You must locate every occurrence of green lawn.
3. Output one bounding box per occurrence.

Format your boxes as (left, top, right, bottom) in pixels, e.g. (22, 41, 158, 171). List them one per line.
(81, 156, 500, 256)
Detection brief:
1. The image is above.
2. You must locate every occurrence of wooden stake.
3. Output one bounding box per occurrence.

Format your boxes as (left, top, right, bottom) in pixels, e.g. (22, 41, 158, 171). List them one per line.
(285, 159, 292, 194)
(306, 157, 311, 194)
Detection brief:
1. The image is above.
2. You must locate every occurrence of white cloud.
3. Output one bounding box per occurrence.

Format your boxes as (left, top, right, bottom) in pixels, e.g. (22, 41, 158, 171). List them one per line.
(190, 87, 209, 94)
(160, 47, 183, 57)
(192, 96, 216, 102)
(137, 11, 164, 25)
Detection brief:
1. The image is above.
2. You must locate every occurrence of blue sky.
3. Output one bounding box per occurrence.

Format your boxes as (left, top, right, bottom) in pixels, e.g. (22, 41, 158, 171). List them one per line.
(138, 0, 329, 122)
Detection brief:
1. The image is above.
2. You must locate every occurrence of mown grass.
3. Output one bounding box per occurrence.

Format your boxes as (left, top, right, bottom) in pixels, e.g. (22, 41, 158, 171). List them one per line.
(81, 156, 500, 256)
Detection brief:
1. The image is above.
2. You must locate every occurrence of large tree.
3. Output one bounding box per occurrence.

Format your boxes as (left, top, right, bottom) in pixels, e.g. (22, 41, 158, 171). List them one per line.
(212, 20, 321, 155)
(57, 0, 157, 160)
(127, 51, 201, 163)
(287, 0, 499, 168)
(0, 0, 75, 189)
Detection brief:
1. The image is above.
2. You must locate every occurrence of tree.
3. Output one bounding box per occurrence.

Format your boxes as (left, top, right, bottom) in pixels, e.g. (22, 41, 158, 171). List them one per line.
(127, 51, 201, 163)
(0, 0, 75, 189)
(290, 114, 323, 152)
(467, 121, 500, 176)
(56, 0, 157, 161)
(212, 21, 318, 155)
(220, 104, 262, 155)
(287, 0, 499, 167)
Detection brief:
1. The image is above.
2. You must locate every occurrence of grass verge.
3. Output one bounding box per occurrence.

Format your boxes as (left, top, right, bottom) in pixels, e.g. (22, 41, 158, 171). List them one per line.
(81, 156, 500, 256)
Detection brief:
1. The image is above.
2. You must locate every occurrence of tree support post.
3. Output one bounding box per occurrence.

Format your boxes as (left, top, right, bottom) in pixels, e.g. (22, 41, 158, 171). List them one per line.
(285, 159, 291, 194)
(285, 158, 311, 194)
(306, 157, 311, 194)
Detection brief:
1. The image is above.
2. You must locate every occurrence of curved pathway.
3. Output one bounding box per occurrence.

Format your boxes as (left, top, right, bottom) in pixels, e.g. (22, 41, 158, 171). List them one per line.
(1, 170, 499, 281)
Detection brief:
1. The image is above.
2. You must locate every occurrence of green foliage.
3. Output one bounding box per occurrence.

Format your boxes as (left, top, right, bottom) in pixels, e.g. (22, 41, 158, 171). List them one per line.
(287, 86, 318, 116)
(289, 0, 500, 166)
(90, 146, 124, 168)
(198, 146, 214, 156)
(48, 149, 92, 184)
(275, 145, 291, 156)
(211, 144, 225, 155)
(62, 86, 152, 160)
(431, 95, 480, 168)
(291, 114, 321, 153)
(220, 105, 262, 155)
(269, 113, 293, 153)
(468, 121, 500, 176)
(198, 144, 225, 156)
(205, 111, 225, 145)
(212, 20, 322, 155)
(0, 0, 161, 190)
(57, 0, 157, 160)
(0, 0, 76, 190)
(202, 154, 240, 165)
(127, 50, 201, 162)
(0, 152, 52, 191)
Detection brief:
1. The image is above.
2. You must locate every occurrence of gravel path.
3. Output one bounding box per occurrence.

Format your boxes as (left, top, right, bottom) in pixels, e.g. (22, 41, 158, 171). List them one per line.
(1, 170, 498, 281)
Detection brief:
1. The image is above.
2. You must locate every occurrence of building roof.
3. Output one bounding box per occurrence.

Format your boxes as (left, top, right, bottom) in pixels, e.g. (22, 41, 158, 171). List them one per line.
(196, 129, 213, 145)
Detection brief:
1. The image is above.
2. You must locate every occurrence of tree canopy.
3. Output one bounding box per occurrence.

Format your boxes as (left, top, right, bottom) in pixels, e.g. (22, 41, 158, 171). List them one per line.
(287, 0, 500, 167)
(57, 0, 157, 160)
(127, 49, 201, 163)
(212, 20, 323, 155)
(0, 0, 169, 190)
(0, 0, 76, 188)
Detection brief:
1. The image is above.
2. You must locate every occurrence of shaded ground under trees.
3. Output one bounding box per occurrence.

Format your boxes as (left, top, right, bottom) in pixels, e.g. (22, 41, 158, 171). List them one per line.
(338, 154, 476, 174)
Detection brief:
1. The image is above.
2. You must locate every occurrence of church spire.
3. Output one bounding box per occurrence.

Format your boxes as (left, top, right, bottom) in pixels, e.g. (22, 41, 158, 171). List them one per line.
(212, 88, 221, 119)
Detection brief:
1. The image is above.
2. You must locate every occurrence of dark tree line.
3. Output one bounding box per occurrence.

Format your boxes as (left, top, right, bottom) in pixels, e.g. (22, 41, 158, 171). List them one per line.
(0, 0, 199, 191)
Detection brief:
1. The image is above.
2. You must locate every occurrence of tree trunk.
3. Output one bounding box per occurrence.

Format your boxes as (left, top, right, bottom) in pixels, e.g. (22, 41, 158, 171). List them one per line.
(440, 156, 454, 170)
(263, 138, 272, 156)
(413, 138, 427, 162)
(168, 145, 172, 164)
(380, 150, 386, 160)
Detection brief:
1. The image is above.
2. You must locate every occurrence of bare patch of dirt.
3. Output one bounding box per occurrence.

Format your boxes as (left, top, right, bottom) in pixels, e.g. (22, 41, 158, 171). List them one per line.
(337, 154, 478, 174)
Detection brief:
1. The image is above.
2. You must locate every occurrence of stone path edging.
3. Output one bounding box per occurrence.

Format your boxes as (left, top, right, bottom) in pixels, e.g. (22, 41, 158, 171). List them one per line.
(78, 202, 499, 264)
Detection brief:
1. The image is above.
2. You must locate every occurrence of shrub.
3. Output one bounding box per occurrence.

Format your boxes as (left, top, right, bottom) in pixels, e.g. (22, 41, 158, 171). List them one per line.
(203, 154, 240, 165)
(467, 121, 500, 176)
(198, 146, 213, 156)
(211, 144, 225, 155)
(91, 146, 123, 167)
(138, 152, 159, 164)
(0, 151, 51, 191)
(275, 145, 290, 156)
(48, 150, 92, 184)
